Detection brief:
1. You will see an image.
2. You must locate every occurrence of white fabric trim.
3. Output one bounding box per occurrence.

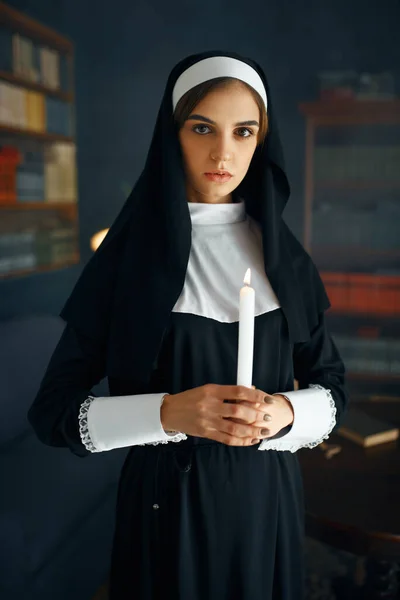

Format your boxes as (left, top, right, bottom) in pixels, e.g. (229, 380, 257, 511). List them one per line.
(172, 201, 280, 323)
(172, 56, 268, 112)
(258, 385, 337, 453)
(188, 199, 246, 226)
(78, 393, 187, 453)
(79, 398, 99, 452)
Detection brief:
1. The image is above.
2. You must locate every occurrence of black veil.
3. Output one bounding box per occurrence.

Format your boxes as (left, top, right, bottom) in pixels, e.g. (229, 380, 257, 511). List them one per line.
(60, 50, 330, 383)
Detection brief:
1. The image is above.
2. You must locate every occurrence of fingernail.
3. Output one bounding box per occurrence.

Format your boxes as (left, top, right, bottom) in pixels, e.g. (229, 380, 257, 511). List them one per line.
(251, 439, 259, 444)
(264, 396, 274, 404)
(263, 414, 272, 422)
(261, 428, 270, 436)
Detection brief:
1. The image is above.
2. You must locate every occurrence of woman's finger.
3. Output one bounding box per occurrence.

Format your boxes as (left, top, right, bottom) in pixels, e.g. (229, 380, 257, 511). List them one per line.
(217, 416, 270, 440)
(210, 431, 259, 446)
(197, 416, 260, 446)
(224, 400, 274, 428)
(219, 401, 259, 422)
(216, 384, 265, 404)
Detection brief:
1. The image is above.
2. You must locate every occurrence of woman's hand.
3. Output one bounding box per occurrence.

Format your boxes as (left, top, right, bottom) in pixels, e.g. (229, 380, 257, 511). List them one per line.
(228, 390, 294, 438)
(160, 384, 283, 446)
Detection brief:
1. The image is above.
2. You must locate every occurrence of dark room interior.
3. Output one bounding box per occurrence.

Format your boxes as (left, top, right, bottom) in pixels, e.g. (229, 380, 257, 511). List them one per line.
(0, 1, 399, 599)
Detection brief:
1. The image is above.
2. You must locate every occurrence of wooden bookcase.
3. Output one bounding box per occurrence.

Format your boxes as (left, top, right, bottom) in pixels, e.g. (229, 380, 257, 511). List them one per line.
(299, 99, 400, 400)
(0, 2, 79, 279)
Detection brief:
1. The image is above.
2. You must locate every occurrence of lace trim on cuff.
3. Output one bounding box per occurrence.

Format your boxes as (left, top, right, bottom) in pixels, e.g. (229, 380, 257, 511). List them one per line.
(301, 384, 336, 449)
(78, 396, 101, 453)
(258, 384, 337, 453)
(137, 433, 188, 446)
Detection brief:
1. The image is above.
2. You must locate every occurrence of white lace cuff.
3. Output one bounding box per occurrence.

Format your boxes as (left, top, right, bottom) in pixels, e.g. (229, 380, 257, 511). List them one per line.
(78, 393, 187, 453)
(258, 384, 336, 453)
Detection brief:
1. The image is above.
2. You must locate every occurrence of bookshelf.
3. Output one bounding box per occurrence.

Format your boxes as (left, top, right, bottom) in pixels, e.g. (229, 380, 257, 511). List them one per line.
(0, 2, 79, 279)
(299, 99, 400, 400)
(0, 69, 73, 101)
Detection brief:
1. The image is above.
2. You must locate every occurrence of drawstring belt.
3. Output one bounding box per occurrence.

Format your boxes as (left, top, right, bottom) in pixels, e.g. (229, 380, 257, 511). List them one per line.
(152, 441, 193, 510)
(152, 437, 218, 510)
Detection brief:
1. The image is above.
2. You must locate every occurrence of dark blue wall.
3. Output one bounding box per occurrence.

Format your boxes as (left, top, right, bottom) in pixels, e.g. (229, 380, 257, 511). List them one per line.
(1, 0, 399, 319)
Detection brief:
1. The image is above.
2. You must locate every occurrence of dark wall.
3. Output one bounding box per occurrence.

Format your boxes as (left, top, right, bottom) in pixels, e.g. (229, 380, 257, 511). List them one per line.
(1, 0, 399, 320)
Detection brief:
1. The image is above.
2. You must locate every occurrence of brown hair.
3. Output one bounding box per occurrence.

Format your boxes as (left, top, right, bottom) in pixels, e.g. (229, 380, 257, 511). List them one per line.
(173, 77, 268, 145)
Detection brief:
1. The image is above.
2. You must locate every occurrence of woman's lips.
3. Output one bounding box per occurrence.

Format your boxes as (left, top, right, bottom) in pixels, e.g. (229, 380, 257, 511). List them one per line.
(204, 172, 233, 183)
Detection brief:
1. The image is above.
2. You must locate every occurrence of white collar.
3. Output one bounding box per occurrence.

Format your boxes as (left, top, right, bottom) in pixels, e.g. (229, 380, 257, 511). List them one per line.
(187, 200, 246, 226)
(173, 202, 280, 322)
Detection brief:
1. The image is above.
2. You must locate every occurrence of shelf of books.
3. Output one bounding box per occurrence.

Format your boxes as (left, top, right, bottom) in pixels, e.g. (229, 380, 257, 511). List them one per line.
(0, 2, 79, 279)
(299, 99, 400, 400)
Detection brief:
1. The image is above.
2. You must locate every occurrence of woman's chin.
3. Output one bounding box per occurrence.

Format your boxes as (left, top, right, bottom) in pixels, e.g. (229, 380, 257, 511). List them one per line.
(191, 182, 236, 202)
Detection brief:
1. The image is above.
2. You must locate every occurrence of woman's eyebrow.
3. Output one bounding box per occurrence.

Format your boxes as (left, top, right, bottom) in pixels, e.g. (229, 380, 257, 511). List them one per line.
(187, 114, 259, 127)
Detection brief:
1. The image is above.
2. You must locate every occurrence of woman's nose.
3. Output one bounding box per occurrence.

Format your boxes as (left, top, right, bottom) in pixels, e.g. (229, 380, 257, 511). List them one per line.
(210, 138, 232, 162)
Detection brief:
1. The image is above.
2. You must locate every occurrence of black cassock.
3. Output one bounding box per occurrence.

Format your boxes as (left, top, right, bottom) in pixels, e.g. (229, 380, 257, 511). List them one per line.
(28, 51, 348, 600)
(32, 304, 346, 600)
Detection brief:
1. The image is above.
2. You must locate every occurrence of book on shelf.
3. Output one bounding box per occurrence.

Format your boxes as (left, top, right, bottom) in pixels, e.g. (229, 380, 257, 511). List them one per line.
(44, 142, 77, 202)
(35, 226, 78, 265)
(312, 201, 400, 251)
(0, 28, 68, 91)
(0, 139, 77, 205)
(0, 231, 36, 274)
(0, 81, 26, 127)
(12, 32, 40, 83)
(45, 96, 73, 136)
(314, 145, 400, 182)
(25, 89, 45, 132)
(17, 147, 45, 202)
(0, 226, 78, 273)
(322, 272, 400, 316)
(338, 407, 399, 447)
(0, 80, 72, 135)
(332, 334, 400, 377)
(39, 46, 60, 89)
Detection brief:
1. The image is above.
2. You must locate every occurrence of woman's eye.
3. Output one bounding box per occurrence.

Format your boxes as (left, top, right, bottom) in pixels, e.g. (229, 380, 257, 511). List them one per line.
(191, 125, 254, 137)
(193, 125, 211, 135)
(236, 128, 254, 138)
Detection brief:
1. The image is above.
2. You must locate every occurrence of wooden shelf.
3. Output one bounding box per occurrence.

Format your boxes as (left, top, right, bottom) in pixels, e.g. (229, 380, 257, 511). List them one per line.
(347, 372, 400, 382)
(0, 70, 73, 102)
(313, 247, 400, 272)
(0, 124, 74, 142)
(0, 202, 77, 210)
(0, 202, 78, 223)
(0, 2, 73, 53)
(315, 180, 400, 190)
(0, 254, 80, 280)
(320, 271, 400, 282)
(313, 246, 400, 259)
(350, 394, 400, 403)
(329, 307, 400, 320)
(299, 99, 400, 124)
(0, 201, 77, 219)
(326, 314, 400, 342)
(327, 311, 400, 324)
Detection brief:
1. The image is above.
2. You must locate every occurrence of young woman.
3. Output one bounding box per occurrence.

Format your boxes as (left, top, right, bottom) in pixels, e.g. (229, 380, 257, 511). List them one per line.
(28, 50, 348, 600)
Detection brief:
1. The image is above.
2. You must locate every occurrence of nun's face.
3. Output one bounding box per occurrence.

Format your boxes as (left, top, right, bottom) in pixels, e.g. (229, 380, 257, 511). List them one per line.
(178, 81, 260, 204)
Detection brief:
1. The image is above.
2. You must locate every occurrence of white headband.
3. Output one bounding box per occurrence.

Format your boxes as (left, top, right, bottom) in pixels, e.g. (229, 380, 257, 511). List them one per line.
(172, 56, 268, 112)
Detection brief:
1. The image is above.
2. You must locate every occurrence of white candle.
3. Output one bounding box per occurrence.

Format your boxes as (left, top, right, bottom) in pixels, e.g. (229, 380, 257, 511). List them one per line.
(236, 268, 255, 387)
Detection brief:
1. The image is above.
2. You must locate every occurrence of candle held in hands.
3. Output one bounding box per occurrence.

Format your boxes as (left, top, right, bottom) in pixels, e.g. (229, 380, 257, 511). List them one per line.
(237, 268, 255, 387)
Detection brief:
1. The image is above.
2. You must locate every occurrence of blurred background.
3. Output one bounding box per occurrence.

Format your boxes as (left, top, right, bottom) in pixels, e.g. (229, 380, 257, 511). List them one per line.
(0, 1, 399, 599)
